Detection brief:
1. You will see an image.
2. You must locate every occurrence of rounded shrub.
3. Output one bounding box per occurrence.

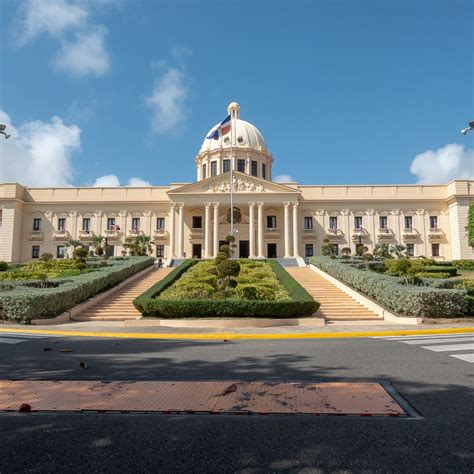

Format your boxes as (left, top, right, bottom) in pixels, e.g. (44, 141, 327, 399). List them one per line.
(0, 261, 9, 271)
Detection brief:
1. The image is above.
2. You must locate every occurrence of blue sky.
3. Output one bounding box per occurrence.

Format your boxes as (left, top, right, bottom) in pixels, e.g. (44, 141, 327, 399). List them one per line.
(0, 0, 473, 187)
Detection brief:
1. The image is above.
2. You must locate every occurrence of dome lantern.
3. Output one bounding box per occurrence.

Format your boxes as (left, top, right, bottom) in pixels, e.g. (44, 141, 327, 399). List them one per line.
(227, 101, 240, 119)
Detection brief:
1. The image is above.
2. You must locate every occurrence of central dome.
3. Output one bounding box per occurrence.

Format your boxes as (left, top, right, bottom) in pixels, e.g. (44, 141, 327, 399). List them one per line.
(199, 102, 267, 154)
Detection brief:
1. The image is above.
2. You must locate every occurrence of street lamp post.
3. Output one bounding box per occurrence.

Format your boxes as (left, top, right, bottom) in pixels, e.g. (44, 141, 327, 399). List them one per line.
(461, 120, 474, 135)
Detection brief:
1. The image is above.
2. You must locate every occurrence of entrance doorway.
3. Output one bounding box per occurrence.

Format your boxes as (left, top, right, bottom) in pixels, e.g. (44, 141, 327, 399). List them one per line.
(267, 243, 277, 258)
(192, 244, 202, 259)
(239, 240, 249, 258)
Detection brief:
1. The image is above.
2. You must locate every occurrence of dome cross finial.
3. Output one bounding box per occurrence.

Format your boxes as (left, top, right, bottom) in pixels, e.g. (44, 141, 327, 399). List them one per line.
(227, 101, 240, 119)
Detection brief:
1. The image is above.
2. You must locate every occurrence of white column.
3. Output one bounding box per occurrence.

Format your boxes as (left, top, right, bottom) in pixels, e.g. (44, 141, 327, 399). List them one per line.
(177, 203, 184, 258)
(204, 203, 211, 258)
(213, 203, 220, 257)
(257, 202, 264, 258)
(249, 202, 256, 258)
(284, 202, 291, 258)
(169, 204, 176, 257)
(292, 202, 300, 257)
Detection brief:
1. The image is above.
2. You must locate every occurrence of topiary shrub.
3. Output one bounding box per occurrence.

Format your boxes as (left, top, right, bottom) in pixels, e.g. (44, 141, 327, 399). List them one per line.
(0, 261, 8, 272)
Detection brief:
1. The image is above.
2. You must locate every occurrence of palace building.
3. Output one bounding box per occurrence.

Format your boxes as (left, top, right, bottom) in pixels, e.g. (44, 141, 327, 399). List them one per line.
(1, 102, 473, 263)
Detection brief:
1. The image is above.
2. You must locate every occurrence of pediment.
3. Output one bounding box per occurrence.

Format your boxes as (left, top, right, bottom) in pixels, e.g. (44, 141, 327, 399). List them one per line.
(167, 171, 300, 195)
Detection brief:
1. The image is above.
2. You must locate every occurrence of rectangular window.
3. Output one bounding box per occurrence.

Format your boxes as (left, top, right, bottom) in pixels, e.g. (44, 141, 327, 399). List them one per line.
(223, 159, 231, 173)
(107, 218, 116, 230)
(406, 243, 414, 257)
(266, 215, 277, 228)
(251, 160, 258, 177)
(202, 163, 207, 179)
(304, 216, 313, 229)
(105, 245, 114, 257)
(330, 244, 339, 256)
(262, 163, 266, 180)
(192, 216, 202, 228)
(354, 216, 363, 229)
(82, 218, 90, 231)
(305, 244, 314, 257)
(33, 218, 41, 231)
(156, 217, 165, 230)
(431, 243, 440, 257)
(237, 159, 245, 172)
(56, 245, 66, 259)
(329, 216, 337, 230)
(404, 216, 413, 229)
(379, 216, 388, 229)
(32, 245, 40, 259)
(156, 244, 164, 257)
(57, 218, 66, 231)
(430, 216, 438, 229)
(210, 161, 217, 177)
(132, 217, 140, 231)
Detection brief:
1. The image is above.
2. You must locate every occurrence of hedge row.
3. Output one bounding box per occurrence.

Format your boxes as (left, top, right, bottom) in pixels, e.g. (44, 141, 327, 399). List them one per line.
(453, 259, 474, 270)
(309, 257, 468, 318)
(133, 259, 319, 319)
(0, 257, 154, 324)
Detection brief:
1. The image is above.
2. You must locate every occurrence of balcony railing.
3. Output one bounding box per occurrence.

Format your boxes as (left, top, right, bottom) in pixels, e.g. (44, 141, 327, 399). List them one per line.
(29, 231, 44, 241)
(189, 229, 205, 240)
(79, 230, 92, 240)
(128, 229, 141, 236)
(153, 229, 169, 241)
(351, 228, 368, 241)
(104, 229, 119, 239)
(53, 229, 68, 241)
(326, 228, 343, 240)
(264, 227, 280, 239)
(376, 228, 393, 240)
(428, 227, 444, 240)
(402, 228, 418, 241)
(302, 228, 316, 240)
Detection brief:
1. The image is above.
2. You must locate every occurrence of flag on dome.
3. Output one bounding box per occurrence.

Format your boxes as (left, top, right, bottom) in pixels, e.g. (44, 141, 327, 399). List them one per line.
(207, 115, 231, 140)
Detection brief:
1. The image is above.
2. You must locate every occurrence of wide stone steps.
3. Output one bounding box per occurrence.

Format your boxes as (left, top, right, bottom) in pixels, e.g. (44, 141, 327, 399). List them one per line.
(285, 267, 382, 322)
(72, 267, 173, 321)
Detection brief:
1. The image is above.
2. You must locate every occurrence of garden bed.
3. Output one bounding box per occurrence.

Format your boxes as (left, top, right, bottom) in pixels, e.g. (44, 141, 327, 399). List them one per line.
(134, 259, 319, 319)
(0, 256, 154, 324)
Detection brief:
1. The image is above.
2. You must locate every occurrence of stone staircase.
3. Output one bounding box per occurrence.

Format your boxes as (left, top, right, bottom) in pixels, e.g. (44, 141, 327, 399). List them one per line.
(285, 267, 382, 322)
(72, 268, 173, 321)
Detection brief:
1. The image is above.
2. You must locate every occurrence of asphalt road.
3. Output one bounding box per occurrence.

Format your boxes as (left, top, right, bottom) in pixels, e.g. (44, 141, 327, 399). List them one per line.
(0, 334, 473, 473)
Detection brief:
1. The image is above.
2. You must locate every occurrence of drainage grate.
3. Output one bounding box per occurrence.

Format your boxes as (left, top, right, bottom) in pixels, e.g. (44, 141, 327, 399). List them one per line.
(0, 381, 407, 416)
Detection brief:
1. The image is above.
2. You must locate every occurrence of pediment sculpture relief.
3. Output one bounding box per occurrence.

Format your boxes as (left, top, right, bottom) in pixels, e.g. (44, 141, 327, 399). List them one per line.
(205, 177, 265, 193)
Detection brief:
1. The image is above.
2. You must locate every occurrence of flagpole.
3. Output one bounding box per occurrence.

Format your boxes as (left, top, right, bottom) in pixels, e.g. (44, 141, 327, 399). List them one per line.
(230, 110, 234, 244)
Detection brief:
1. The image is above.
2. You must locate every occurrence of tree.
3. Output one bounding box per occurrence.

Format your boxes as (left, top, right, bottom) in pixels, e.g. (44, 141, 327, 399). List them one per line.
(91, 234, 105, 256)
(362, 252, 374, 270)
(341, 247, 351, 259)
(373, 243, 392, 259)
(74, 247, 88, 262)
(356, 245, 369, 256)
(321, 238, 335, 257)
(390, 244, 407, 259)
(65, 239, 82, 258)
(467, 203, 474, 247)
(124, 235, 153, 256)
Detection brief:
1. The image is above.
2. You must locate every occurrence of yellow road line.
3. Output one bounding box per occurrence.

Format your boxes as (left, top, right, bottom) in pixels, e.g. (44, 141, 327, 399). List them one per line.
(0, 327, 473, 340)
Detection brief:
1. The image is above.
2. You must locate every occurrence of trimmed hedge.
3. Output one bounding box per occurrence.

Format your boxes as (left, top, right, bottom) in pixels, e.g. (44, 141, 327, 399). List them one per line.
(453, 259, 474, 270)
(309, 257, 467, 318)
(0, 257, 153, 324)
(422, 266, 458, 277)
(133, 259, 319, 319)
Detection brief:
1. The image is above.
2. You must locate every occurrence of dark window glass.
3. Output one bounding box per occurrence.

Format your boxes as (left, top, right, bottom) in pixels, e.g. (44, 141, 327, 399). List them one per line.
(266, 215, 277, 228)
(157, 217, 165, 230)
(305, 244, 314, 257)
(210, 161, 217, 176)
(404, 216, 412, 229)
(56, 246, 66, 259)
(58, 218, 66, 231)
(202, 164, 206, 179)
(32, 246, 40, 259)
(105, 245, 114, 257)
(329, 216, 337, 229)
(223, 159, 231, 173)
(262, 163, 266, 179)
(379, 216, 388, 229)
(430, 216, 438, 229)
(33, 218, 41, 231)
(237, 159, 245, 172)
(354, 216, 363, 229)
(82, 218, 90, 231)
(192, 216, 202, 228)
(251, 160, 258, 177)
(107, 218, 116, 230)
(304, 216, 313, 229)
(156, 245, 164, 257)
(406, 244, 414, 256)
(431, 243, 440, 257)
(132, 217, 140, 231)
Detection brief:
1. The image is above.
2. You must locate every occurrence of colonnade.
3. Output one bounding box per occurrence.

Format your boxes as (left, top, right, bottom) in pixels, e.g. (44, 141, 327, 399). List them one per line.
(168, 201, 300, 259)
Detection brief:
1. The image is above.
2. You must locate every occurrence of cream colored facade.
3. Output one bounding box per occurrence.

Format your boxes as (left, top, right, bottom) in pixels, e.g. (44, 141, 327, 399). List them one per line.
(1, 102, 473, 263)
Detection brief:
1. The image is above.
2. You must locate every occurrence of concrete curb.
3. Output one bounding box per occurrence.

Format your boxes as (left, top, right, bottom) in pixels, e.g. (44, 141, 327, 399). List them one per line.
(308, 264, 422, 325)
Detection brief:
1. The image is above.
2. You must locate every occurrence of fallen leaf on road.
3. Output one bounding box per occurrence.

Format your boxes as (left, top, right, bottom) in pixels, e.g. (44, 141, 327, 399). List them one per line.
(221, 383, 238, 396)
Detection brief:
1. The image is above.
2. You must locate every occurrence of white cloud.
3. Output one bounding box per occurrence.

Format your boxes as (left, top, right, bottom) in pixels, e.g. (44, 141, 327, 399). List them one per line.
(274, 174, 294, 183)
(0, 110, 81, 187)
(410, 143, 474, 184)
(13, 0, 111, 78)
(92, 175, 151, 187)
(146, 67, 189, 135)
(52, 26, 110, 77)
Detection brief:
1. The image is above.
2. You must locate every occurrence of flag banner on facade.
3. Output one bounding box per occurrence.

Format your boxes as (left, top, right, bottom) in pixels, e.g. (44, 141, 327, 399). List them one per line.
(207, 115, 231, 140)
